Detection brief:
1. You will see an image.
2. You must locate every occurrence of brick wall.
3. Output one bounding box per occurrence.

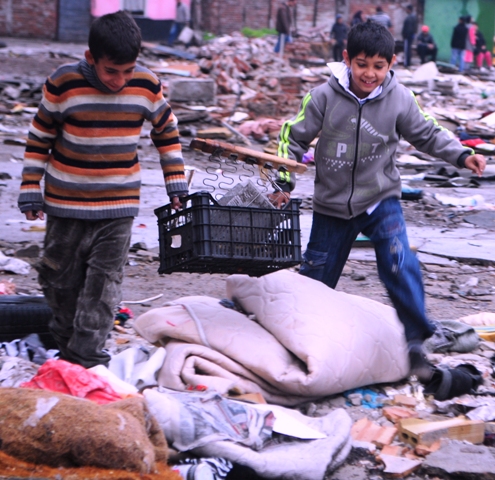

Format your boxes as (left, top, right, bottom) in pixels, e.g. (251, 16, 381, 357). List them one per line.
(201, 0, 338, 34)
(200, 0, 420, 39)
(0, 0, 57, 39)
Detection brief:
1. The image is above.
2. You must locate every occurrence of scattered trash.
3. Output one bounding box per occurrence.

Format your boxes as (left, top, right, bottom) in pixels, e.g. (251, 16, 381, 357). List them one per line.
(434, 193, 486, 208)
(0, 251, 30, 274)
(0, 279, 16, 295)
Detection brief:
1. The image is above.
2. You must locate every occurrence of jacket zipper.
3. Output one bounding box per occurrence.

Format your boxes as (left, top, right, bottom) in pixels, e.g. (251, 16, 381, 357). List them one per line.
(348, 103, 363, 217)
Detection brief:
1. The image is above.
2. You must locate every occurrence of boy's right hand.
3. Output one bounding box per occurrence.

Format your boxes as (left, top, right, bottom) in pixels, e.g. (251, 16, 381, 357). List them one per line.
(268, 191, 291, 208)
(465, 154, 486, 177)
(25, 210, 44, 221)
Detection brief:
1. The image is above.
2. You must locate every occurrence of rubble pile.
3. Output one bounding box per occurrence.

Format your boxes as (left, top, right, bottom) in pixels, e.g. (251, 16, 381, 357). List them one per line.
(2, 32, 495, 480)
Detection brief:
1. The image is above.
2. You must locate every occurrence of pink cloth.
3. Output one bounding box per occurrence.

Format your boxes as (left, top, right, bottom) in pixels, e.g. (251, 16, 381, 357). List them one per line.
(21, 359, 123, 405)
(464, 25, 476, 63)
(477, 51, 492, 68)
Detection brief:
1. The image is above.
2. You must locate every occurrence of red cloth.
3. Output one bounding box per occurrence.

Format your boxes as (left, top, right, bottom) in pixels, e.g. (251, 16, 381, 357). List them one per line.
(21, 359, 123, 405)
(461, 138, 485, 147)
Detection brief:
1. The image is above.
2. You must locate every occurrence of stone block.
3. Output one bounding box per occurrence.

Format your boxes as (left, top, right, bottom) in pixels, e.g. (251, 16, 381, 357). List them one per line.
(423, 440, 495, 479)
(168, 78, 216, 105)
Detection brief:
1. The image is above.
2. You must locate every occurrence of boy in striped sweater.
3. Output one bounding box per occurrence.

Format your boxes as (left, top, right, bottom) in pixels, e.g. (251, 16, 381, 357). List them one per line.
(18, 11, 188, 368)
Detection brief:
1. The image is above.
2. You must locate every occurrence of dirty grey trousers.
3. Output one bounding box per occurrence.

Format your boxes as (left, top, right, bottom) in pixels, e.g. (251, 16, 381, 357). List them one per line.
(36, 216, 133, 368)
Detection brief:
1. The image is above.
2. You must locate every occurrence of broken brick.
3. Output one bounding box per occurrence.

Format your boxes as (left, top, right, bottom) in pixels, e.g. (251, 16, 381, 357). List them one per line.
(383, 406, 419, 423)
(393, 394, 418, 408)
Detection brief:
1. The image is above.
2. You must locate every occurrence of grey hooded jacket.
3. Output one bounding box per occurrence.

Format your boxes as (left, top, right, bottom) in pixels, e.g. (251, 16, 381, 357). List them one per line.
(278, 66, 472, 219)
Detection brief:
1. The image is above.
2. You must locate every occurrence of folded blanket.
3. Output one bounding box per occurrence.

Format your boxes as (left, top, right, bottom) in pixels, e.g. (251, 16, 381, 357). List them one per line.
(134, 271, 409, 405)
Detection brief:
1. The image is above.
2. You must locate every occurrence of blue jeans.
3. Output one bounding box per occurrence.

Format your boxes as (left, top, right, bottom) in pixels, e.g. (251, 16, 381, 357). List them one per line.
(168, 22, 185, 46)
(299, 197, 435, 343)
(274, 33, 292, 53)
(450, 48, 465, 72)
(403, 35, 414, 67)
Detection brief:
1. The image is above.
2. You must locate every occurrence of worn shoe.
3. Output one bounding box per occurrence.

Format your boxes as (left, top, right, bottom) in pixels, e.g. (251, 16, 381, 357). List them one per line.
(425, 322, 453, 353)
(408, 342, 434, 383)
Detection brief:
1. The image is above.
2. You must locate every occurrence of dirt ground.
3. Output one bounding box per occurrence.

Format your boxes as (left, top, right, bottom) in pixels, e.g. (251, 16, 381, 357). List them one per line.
(0, 44, 494, 327)
(2, 37, 495, 480)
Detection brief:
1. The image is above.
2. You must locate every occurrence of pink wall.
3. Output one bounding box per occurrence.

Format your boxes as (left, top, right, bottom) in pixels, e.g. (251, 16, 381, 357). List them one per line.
(91, 0, 190, 20)
(91, 0, 120, 17)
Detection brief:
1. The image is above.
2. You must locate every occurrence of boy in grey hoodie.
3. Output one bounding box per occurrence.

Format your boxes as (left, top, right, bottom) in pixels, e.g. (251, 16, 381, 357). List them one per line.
(274, 20, 486, 382)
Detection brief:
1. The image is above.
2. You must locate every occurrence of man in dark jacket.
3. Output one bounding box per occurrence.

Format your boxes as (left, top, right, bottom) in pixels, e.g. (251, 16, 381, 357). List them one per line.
(451, 16, 467, 72)
(401, 4, 417, 67)
(330, 14, 348, 62)
(417, 25, 437, 64)
(275, 0, 297, 54)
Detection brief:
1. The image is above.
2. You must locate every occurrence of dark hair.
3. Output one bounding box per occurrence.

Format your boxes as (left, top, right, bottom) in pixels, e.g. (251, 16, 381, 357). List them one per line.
(347, 20, 395, 63)
(406, 4, 413, 12)
(88, 10, 142, 64)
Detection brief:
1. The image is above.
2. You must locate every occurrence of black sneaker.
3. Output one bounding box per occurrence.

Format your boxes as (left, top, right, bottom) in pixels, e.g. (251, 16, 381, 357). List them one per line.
(408, 342, 434, 383)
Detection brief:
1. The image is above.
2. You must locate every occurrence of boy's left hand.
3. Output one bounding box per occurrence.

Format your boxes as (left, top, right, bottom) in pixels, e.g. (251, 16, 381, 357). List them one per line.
(465, 154, 486, 177)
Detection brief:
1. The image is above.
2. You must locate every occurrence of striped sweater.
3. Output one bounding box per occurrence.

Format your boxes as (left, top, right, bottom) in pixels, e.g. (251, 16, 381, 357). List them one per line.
(18, 59, 188, 219)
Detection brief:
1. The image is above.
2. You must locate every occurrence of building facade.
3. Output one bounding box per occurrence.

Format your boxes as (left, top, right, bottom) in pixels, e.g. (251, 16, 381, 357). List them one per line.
(0, 0, 423, 42)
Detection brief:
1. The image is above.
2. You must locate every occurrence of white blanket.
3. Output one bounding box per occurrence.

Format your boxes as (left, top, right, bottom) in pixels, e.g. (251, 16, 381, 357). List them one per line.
(134, 270, 409, 405)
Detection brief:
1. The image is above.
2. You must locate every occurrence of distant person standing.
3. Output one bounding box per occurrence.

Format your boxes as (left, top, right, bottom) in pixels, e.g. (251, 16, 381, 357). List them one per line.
(370, 6, 392, 29)
(330, 14, 348, 62)
(474, 24, 492, 69)
(416, 26, 437, 64)
(168, 0, 190, 46)
(351, 10, 364, 28)
(450, 16, 467, 72)
(401, 4, 417, 67)
(464, 16, 476, 70)
(275, 0, 297, 54)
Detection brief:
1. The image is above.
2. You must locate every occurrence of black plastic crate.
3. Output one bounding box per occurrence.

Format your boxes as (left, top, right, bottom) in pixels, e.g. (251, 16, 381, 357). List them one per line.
(155, 192, 302, 276)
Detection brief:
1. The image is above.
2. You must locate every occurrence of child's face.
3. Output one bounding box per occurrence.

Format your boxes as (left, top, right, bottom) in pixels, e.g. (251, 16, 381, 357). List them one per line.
(343, 50, 395, 99)
(84, 50, 136, 92)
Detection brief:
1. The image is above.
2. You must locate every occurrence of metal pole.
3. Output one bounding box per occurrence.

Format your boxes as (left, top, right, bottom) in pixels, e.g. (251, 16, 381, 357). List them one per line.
(313, 0, 319, 27)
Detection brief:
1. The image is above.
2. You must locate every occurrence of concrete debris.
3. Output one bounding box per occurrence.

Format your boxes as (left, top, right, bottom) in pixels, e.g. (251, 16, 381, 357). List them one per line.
(422, 440, 495, 479)
(3, 30, 495, 480)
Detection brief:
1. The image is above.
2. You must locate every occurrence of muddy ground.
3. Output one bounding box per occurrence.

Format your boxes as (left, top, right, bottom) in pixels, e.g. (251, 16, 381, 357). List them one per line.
(1, 38, 494, 344)
(2, 38, 495, 480)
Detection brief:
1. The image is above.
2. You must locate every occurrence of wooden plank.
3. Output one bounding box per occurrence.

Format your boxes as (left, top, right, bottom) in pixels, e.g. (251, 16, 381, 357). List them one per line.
(190, 138, 308, 174)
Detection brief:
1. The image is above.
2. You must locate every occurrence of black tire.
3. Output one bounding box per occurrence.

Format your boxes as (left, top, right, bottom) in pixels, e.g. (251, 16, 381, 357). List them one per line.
(0, 296, 57, 349)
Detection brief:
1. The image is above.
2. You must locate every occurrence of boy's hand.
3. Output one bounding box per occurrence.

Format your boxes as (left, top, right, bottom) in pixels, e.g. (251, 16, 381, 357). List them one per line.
(25, 210, 44, 221)
(268, 191, 291, 209)
(171, 196, 183, 210)
(465, 154, 486, 177)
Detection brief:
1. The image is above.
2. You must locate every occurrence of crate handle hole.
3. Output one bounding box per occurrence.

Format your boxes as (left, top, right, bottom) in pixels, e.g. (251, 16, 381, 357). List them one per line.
(171, 235, 182, 248)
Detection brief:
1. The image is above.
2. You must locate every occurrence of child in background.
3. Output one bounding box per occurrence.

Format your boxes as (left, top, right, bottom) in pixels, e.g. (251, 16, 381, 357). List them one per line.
(474, 25, 492, 69)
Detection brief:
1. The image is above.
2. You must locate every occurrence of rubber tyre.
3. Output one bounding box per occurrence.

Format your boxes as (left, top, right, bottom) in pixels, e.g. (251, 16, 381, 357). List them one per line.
(0, 296, 57, 349)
